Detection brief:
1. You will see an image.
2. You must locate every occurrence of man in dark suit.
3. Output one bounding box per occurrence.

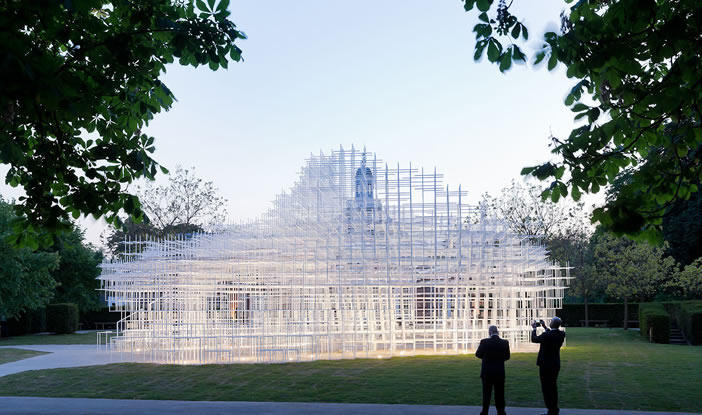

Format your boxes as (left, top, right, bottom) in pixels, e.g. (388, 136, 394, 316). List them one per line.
(475, 325, 511, 415)
(531, 317, 566, 415)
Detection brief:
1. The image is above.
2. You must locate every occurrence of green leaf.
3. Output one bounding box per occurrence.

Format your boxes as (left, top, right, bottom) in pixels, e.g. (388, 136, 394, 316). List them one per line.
(510, 23, 521, 39)
(478, 12, 489, 23)
(534, 50, 546, 65)
(571, 185, 582, 201)
(499, 52, 512, 72)
(551, 190, 561, 203)
(521, 24, 528, 40)
(547, 53, 557, 71)
(230, 46, 242, 62)
(476, 0, 492, 12)
(216, 0, 230, 13)
(487, 39, 500, 62)
(511, 45, 526, 62)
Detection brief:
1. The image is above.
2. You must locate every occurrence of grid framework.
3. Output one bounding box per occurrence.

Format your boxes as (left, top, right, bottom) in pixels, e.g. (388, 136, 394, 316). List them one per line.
(100, 145, 570, 364)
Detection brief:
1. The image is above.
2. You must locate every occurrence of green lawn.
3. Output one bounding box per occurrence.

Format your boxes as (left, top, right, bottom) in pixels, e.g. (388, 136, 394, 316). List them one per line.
(0, 328, 700, 412)
(0, 331, 109, 346)
(0, 348, 49, 365)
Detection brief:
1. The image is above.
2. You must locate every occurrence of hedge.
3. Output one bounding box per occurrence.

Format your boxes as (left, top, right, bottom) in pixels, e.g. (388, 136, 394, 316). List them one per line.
(30, 308, 47, 333)
(639, 303, 670, 344)
(81, 307, 120, 330)
(557, 303, 639, 327)
(6, 312, 32, 336)
(47, 303, 79, 334)
(679, 302, 702, 345)
(665, 300, 702, 345)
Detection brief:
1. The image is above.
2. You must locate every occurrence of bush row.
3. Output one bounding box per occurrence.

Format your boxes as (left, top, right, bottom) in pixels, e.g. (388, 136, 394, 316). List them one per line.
(3, 306, 122, 337)
(4, 303, 80, 336)
(46, 303, 79, 334)
(557, 303, 639, 327)
(639, 303, 671, 344)
(665, 301, 702, 345)
(81, 307, 121, 329)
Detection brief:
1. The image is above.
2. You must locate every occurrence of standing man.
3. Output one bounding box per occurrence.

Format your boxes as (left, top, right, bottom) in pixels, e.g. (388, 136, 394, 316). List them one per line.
(531, 317, 566, 415)
(475, 325, 511, 415)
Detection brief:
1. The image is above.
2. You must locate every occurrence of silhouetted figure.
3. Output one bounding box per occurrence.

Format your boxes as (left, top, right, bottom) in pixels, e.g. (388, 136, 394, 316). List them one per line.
(531, 317, 566, 415)
(476, 325, 511, 415)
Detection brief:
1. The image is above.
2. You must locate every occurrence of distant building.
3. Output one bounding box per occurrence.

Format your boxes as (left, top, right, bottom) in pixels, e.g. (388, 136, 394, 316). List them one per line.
(100, 146, 569, 364)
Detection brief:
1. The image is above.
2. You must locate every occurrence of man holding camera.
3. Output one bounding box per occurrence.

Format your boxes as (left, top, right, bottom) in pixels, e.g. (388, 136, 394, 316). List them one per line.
(531, 317, 566, 415)
(475, 325, 511, 415)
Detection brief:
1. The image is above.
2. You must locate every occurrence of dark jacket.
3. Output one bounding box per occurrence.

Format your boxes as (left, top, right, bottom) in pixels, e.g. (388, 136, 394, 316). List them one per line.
(475, 335, 511, 378)
(531, 328, 566, 369)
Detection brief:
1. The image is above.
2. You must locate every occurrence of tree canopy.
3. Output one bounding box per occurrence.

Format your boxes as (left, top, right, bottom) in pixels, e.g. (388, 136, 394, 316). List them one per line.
(462, 0, 702, 242)
(1, 196, 106, 318)
(662, 188, 702, 266)
(136, 165, 228, 231)
(0, 0, 244, 247)
(471, 180, 591, 239)
(103, 166, 228, 258)
(0, 198, 59, 319)
(50, 227, 104, 312)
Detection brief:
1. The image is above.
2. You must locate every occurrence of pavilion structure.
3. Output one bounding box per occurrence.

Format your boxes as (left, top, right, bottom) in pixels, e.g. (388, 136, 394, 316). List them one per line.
(99, 145, 569, 364)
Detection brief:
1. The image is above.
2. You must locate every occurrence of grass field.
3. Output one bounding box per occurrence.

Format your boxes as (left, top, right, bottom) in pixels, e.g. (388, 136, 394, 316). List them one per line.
(0, 348, 48, 365)
(0, 328, 700, 412)
(0, 331, 108, 346)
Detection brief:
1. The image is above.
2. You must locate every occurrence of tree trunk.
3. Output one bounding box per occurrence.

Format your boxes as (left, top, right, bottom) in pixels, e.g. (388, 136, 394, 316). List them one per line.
(584, 295, 589, 327)
(623, 297, 629, 330)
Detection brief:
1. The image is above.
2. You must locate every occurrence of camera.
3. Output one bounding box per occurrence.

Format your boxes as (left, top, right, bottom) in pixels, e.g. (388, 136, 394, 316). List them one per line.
(532, 320, 541, 327)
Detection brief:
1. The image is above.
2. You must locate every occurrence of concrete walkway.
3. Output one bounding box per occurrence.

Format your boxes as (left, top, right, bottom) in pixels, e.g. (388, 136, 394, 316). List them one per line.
(0, 398, 700, 415)
(0, 345, 127, 377)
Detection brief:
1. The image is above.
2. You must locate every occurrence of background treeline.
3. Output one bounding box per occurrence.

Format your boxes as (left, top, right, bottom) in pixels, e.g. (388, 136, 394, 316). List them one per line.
(1, 197, 102, 334)
(474, 181, 702, 329)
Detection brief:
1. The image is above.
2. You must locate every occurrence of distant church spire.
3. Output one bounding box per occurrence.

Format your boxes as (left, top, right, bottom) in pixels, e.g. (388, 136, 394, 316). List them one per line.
(355, 150, 373, 201)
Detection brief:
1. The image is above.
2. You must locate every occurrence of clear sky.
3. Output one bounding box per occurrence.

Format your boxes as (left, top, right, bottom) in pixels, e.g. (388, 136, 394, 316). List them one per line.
(1, 0, 588, 247)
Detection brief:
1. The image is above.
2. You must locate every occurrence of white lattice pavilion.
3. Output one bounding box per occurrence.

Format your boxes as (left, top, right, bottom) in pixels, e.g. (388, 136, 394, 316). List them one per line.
(99, 146, 569, 364)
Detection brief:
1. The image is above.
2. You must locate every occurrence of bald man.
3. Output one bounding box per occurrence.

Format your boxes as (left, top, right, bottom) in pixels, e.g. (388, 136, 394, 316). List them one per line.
(475, 325, 511, 415)
(531, 317, 566, 415)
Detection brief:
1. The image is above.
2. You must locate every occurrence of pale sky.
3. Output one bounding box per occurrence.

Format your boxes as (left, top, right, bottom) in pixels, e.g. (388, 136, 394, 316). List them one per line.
(1, 1, 591, 247)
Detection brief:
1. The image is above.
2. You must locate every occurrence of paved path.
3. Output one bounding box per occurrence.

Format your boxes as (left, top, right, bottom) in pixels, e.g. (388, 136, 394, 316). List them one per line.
(0, 398, 700, 415)
(0, 345, 128, 377)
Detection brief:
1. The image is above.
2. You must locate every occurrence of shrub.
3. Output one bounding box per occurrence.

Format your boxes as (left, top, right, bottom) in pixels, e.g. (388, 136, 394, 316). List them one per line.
(639, 303, 670, 343)
(46, 303, 79, 334)
(557, 303, 639, 327)
(81, 306, 120, 330)
(7, 312, 32, 336)
(30, 308, 47, 333)
(678, 301, 702, 345)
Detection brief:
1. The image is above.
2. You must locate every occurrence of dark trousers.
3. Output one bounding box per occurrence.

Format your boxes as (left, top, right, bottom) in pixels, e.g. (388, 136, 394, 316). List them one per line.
(539, 366, 560, 415)
(481, 375, 506, 415)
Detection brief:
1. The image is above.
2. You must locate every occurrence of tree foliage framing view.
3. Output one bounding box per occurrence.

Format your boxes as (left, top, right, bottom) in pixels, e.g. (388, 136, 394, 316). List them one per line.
(0, 0, 245, 247)
(462, 0, 702, 243)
